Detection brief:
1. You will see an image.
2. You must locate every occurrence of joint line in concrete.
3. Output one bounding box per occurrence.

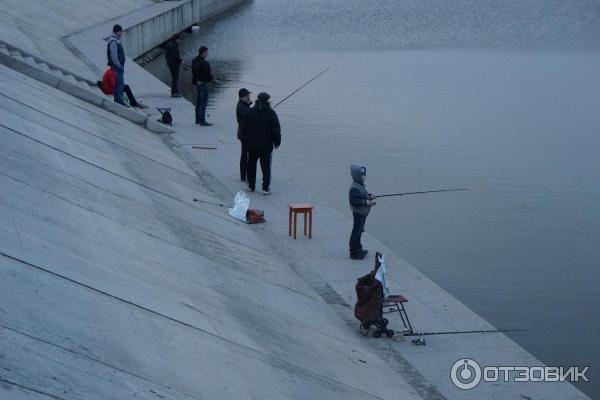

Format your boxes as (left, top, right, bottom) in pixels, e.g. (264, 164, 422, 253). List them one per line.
(0, 251, 388, 400)
(0, 323, 202, 400)
(0, 377, 67, 400)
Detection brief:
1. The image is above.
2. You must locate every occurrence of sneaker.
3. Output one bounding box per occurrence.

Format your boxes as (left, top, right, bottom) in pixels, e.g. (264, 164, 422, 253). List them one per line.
(199, 121, 213, 126)
(246, 187, 255, 192)
(262, 189, 271, 195)
(171, 93, 182, 98)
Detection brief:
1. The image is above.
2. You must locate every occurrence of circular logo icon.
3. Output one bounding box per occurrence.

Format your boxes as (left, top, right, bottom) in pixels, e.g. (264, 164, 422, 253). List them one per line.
(451, 358, 482, 390)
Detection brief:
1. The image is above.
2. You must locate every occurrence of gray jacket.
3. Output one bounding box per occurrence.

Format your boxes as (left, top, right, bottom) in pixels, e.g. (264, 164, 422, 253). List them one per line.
(107, 33, 125, 69)
(349, 164, 371, 217)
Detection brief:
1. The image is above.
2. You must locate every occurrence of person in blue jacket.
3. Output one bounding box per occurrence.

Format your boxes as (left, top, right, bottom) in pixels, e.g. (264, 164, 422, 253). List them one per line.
(106, 24, 126, 106)
(348, 165, 376, 260)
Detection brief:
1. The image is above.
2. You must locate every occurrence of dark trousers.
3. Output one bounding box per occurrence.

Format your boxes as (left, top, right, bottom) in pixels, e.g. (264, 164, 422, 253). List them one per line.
(349, 212, 367, 254)
(123, 84, 138, 106)
(247, 150, 272, 191)
(112, 66, 125, 105)
(168, 63, 180, 94)
(195, 82, 208, 123)
(239, 140, 248, 181)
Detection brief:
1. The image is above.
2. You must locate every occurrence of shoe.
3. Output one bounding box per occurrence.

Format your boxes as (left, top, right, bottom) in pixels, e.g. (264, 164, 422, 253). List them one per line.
(171, 93, 182, 98)
(262, 189, 271, 195)
(350, 252, 365, 260)
(360, 249, 369, 256)
(199, 121, 213, 126)
(246, 187, 255, 192)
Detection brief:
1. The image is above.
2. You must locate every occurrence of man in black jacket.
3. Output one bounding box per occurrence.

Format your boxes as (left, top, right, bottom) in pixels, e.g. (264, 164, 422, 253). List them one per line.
(165, 36, 182, 97)
(191, 46, 213, 126)
(240, 92, 281, 194)
(236, 88, 252, 181)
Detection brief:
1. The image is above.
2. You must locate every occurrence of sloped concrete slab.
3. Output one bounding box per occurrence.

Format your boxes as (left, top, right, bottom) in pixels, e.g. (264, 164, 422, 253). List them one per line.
(0, 64, 423, 399)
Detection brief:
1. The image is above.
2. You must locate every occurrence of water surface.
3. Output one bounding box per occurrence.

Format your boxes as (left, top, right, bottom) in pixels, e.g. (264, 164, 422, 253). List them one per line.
(146, 1, 600, 396)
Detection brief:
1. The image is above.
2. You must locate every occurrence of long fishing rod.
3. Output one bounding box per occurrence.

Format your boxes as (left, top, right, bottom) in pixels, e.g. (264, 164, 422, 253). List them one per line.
(272, 67, 331, 109)
(406, 328, 529, 345)
(182, 64, 268, 87)
(377, 188, 468, 198)
(193, 198, 229, 208)
(405, 328, 529, 337)
(232, 81, 270, 88)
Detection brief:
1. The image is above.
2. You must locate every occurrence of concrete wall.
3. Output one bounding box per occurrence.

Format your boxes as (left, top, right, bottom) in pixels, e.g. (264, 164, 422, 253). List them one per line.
(0, 0, 244, 80)
(0, 0, 153, 80)
(64, 0, 244, 77)
(116, 0, 245, 59)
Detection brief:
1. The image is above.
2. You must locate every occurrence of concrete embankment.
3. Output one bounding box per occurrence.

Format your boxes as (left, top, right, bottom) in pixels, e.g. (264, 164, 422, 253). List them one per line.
(0, 1, 591, 399)
(0, 1, 422, 399)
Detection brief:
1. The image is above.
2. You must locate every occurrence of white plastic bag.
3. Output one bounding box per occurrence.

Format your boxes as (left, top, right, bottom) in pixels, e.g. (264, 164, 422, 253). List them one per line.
(375, 254, 390, 299)
(228, 191, 250, 222)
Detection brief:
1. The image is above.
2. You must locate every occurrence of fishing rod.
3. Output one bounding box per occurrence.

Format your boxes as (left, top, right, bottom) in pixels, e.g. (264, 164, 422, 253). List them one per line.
(182, 64, 268, 87)
(232, 81, 270, 88)
(193, 198, 229, 208)
(272, 67, 331, 109)
(405, 328, 529, 345)
(376, 188, 468, 198)
(405, 328, 529, 337)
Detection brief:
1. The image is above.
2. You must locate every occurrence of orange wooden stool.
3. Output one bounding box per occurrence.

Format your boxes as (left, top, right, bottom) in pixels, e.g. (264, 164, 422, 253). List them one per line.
(288, 203, 314, 239)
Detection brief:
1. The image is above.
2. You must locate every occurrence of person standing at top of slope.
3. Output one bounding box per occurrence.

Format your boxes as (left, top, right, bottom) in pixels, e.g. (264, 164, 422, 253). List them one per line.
(348, 165, 376, 260)
(192, 45, 214, 126)
(165, 35, 182, 98)
(240, 92, 281, 195)
(106, 24, 126, 106)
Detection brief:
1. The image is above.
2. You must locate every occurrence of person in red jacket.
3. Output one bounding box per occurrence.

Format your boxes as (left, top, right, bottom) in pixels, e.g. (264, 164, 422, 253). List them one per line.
(97, 68, 140, 107)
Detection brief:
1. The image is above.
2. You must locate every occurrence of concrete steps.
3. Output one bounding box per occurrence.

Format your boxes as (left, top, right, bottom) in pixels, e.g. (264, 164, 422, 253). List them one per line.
(0, 39, 172, 134)
(36, 61, 52, 73)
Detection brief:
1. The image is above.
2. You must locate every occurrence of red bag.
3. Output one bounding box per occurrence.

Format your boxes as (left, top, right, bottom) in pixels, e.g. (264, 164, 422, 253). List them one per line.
(246, 208, 265, 224)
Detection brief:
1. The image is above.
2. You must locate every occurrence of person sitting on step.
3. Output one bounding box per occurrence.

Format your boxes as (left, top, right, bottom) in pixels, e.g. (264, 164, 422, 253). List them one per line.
(97, 67, 141, 108)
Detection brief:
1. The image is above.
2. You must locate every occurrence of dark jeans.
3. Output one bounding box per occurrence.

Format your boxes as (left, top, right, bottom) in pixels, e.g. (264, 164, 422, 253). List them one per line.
(112, 66, 125, 105)
(239, 140, 248, 181)
(195, 82, 208, 123)
(168, 62, 180, 94)
(349, 212, 367, 254)
(247, 150, 272, 191)
(123, 84, 138, 106)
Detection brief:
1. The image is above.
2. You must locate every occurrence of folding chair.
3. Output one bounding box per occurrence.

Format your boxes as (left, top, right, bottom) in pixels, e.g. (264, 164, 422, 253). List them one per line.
(374, 253, 414, 334)
(383, 294, 413, 334)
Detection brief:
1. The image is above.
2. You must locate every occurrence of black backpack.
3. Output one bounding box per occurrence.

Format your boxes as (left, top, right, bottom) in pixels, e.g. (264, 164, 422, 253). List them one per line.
(156, 107, 172, 125)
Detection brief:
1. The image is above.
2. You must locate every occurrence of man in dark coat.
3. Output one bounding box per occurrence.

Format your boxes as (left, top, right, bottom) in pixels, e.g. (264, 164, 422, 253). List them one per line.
(191, 46, 213, 126)
(240, 92, 281, 194)
(236, 88, 252, 181)
(165, 35, 182, 97)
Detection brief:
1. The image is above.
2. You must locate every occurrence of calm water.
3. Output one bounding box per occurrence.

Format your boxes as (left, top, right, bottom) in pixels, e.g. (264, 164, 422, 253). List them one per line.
(146, 1, 600, 396)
